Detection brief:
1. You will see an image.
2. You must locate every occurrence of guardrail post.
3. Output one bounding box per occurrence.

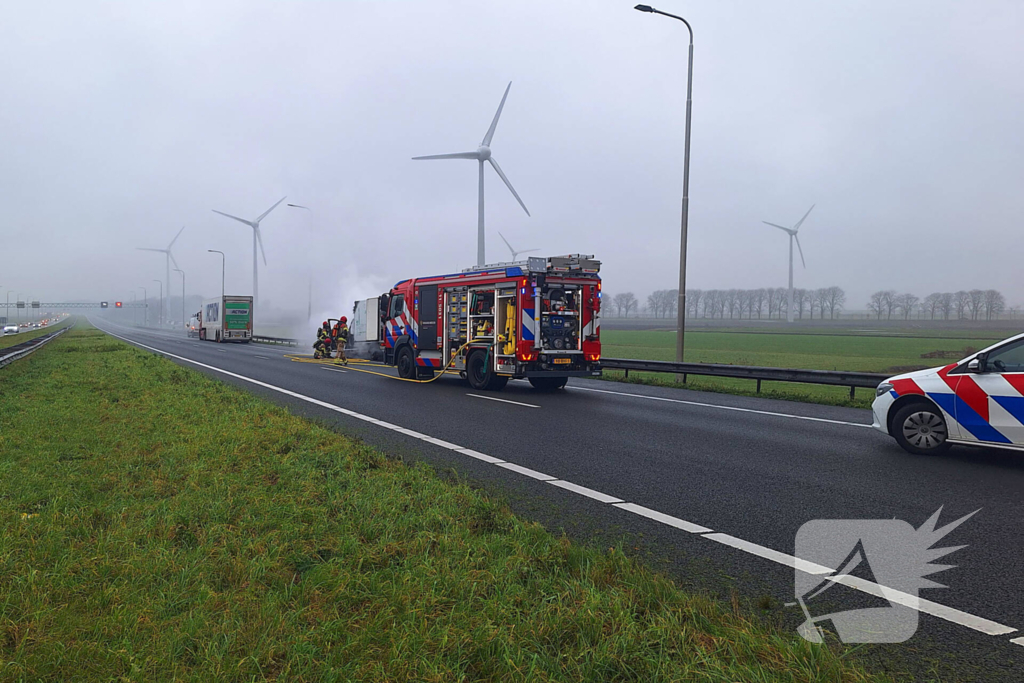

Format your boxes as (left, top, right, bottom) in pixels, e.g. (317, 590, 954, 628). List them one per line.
(756, 379, 762, 394)
(624, 368, 629, 379)
(849, 386, 855, 401)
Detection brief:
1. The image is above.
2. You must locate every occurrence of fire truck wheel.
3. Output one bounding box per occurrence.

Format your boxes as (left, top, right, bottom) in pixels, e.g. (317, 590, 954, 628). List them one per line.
(529, 377, 568, 391)
(396, 346, 417, 379)
(466, 350, 495, 390)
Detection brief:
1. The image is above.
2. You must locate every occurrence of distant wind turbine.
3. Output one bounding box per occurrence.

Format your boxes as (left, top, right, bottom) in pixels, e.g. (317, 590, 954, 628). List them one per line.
(212, 196, 286, 315)
(137, 226, 184, 326)
(498, 231, 538, 262)
(413, 81, 530, 267)
(763, 204, 813, 323)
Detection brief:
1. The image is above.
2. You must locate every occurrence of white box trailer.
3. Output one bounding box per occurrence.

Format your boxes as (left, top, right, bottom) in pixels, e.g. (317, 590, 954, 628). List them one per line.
(349, 297, 382, 359)
(351, 297, 379, 343)
(200, 295, 252, 343)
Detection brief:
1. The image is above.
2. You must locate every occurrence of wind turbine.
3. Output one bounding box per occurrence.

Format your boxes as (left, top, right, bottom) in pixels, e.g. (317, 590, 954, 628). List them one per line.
(136, 226, 184, 326)
(413, 81, 530, 267)
(763, 205, 813, 323)
(497, 231, 538, 262)
(211, 196, 286, 315)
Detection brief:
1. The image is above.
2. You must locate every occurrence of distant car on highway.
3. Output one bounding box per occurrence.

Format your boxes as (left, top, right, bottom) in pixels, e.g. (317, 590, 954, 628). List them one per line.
(873, 332, 1024, 455)
(2, 325, 18, 335)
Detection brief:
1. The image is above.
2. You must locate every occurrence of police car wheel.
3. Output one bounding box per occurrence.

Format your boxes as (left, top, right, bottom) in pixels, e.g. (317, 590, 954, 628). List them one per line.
(892, 403, 951, 455)
(397, 346, 416, 380)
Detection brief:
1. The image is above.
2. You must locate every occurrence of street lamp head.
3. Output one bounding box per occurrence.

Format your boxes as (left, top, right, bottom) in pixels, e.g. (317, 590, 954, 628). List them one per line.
(634, 4, 655, 12)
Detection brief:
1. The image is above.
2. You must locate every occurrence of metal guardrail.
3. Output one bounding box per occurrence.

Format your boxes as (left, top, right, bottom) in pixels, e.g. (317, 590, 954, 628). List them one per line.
(0, 323, 74, 368)
(252, 335, 299, 347)
(600, 357, 889, 399)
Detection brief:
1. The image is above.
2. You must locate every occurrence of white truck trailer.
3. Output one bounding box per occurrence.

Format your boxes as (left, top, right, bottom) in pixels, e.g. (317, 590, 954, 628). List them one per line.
(199, 295, 253, 343)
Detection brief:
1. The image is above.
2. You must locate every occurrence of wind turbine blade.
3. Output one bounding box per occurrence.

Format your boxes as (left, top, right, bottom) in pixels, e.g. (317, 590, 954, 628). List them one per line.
(498, 231, 515, 254)
(762, 221, 794, 234)
(212, 209, 255, 227)
(487, 157, 530, 216)
(794, 234, 806, 268)
(412, 151, 480, 160)
(519, 248, 540, 255)
(169, 251, 180, 270)
(793, 204, 815, 232)
(136, 247, 166, 253)
(481, 81, 512, 147)
(256, 196, 287, 223)
(256, 227, 267, 266)
(167, 225, 185, 249)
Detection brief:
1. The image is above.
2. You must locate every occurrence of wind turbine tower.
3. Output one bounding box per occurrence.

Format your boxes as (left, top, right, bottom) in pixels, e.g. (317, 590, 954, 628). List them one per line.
(212, 196, 286, 318)
(498, 231, 538, 262)
(762, 205, 814, 323)
(413, 82, 530, 267)
(137, 226, 184, 326)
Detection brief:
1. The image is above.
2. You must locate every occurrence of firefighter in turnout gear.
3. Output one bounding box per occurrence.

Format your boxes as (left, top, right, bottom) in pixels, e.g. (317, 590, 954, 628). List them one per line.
(313, 321, 332, 359)
(333, 317, 350, 364)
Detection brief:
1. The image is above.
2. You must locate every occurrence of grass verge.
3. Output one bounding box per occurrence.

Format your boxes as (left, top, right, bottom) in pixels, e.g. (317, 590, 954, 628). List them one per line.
(0, 326, 892, 681)
(595, 328, 1021, 409)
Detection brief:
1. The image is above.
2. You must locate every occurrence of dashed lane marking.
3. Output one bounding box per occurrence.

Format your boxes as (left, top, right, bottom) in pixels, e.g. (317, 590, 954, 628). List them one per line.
(466, 393, 540, 408)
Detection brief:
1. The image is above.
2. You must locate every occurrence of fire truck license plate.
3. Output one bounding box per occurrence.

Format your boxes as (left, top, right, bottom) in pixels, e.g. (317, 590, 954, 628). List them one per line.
(553, 357, 571, 364)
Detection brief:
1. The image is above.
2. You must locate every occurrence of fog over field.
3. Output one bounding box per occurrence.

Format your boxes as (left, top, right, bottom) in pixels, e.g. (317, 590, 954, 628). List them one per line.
(1, 0, 1021, 317)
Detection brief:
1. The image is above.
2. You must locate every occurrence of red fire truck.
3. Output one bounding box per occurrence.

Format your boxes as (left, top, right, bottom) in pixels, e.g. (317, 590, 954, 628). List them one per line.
(351, 255, 602, 390)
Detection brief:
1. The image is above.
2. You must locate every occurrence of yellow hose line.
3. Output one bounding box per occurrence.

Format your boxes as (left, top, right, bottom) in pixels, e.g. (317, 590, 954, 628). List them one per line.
(285, 339, 491, 384)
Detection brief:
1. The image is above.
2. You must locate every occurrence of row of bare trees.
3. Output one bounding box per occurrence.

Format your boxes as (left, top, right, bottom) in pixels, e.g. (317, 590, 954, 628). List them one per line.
(868, 289, 1006, 321)
(608, 287, 847, 320)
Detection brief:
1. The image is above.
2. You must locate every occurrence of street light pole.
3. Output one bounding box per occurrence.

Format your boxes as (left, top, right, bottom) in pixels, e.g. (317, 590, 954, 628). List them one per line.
(208, 250, 225, 300)
(139, 287, 148, 326)
(131, 291, 137, 326)
(153, 280, 163, 328)
(174, 268, 185, 334)
(635, 4, 693, 371)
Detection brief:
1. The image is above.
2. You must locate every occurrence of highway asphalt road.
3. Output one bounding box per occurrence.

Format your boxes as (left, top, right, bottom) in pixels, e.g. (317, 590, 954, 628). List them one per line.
(90, 317, 1024, 681)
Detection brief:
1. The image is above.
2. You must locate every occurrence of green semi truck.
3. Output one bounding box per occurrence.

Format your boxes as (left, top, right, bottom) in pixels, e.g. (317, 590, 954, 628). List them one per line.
(198, 295, 252, 343)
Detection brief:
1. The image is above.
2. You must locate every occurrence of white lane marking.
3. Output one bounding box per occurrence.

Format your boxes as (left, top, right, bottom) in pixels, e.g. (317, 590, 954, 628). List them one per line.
(549, 480, 623, 503)
(93, 322, 1019, 642)
(495, 462, 557, 481)
(254, 355, 270, 360)
(827, 575, 1017, 637)
(571, 385, 872, 428)
(321, 366, 347, 374)
(466, 393, 540, 408)
(455, 447, 505, 464)
(613, 502, 712, 534)
(702, 533, 833, 575)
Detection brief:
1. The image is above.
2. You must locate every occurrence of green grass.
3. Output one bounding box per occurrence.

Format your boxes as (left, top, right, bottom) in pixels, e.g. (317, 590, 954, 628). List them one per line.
(0, 326, 893, 682)
(598, 329, 1012, 408)
(0, 318, 71, 350)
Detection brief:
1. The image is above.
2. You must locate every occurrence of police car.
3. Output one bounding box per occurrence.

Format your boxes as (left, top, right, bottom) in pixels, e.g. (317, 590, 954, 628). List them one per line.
(873, 332, 1024, 454)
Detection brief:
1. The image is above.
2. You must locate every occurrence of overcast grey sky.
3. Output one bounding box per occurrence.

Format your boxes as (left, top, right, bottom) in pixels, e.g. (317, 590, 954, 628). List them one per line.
(1, 0, 1021, 313)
